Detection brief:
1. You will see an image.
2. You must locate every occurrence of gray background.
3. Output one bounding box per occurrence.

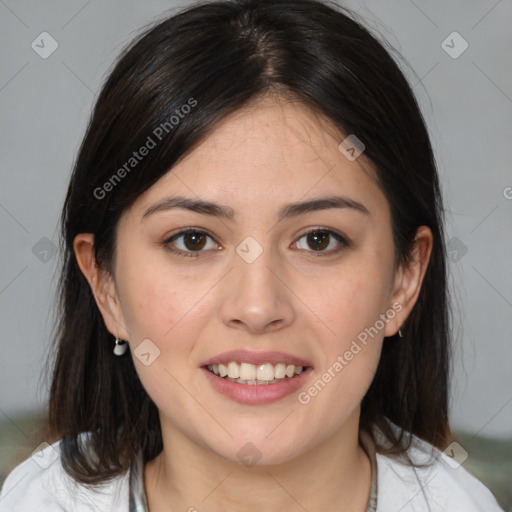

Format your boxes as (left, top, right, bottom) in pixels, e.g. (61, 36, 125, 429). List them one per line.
(1, 0, 511, 440)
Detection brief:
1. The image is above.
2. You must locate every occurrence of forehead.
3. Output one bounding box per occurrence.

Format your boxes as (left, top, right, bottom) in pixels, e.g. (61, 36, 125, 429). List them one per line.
(177, 96, 373, 175)
(133, 96, 387, 220)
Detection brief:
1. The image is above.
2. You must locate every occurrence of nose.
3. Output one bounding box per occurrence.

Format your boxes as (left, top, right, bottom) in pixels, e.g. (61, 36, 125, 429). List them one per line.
(219, 245, 295, 335)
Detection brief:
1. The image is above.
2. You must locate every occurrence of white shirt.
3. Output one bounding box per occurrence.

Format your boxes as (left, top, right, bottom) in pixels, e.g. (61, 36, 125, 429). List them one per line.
(0, 425, 504, 511)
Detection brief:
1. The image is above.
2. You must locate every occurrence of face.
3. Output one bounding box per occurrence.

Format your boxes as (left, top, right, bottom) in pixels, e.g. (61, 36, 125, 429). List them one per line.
(89, 96, 415, 465)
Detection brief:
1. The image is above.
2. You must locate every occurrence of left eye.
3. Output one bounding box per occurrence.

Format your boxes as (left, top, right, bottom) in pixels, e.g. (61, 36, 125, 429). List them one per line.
(162, 228, 349, 258)
(294, 229, 349, 255)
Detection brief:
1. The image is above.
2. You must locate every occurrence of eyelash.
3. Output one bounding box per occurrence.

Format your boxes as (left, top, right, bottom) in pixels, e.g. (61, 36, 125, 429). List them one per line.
(161, 227, 350, 258)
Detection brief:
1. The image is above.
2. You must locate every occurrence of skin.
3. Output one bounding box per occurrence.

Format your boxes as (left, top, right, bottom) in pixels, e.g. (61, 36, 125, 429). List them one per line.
(75, 94, 432, 512)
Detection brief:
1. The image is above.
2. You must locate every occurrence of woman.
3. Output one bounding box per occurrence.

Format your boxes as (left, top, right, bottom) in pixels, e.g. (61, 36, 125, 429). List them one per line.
(0, 0, 504, 510)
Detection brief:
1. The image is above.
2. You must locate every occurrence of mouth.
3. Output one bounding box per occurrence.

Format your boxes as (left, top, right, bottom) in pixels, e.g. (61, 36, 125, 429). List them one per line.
(200, 350, 314, 404)
(203, 361, 311, 385)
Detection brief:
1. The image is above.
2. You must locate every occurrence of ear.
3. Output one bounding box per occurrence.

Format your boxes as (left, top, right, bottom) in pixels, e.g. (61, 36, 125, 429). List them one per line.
(73, 233, 130, 341)
(384, 226, 433, 337)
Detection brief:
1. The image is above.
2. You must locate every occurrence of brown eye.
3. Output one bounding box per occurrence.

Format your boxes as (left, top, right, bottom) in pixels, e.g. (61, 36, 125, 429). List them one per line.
(162, 229, 218, 257)
(295, 229, 349, 255)
(181, 231, 207, 250)
(306, 231, 330, 251)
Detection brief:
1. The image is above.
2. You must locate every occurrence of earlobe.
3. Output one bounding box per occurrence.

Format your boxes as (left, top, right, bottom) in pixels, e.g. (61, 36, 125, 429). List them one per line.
(384, 226, 433, 337)
(73, 233, 130, 340)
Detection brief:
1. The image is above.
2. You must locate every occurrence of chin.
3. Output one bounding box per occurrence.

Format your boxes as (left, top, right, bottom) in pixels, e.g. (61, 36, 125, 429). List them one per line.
(210, 436, 307, 468)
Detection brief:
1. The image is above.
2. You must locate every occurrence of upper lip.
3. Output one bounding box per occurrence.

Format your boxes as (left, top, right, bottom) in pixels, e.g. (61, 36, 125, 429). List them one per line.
(200, 349, 313, 368)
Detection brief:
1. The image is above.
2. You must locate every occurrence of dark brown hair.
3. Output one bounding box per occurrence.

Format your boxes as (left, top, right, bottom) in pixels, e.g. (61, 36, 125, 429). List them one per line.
(45, 0, 451, 486)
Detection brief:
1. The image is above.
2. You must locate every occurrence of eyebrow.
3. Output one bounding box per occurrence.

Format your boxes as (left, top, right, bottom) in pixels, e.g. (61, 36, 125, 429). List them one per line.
(142, 194, 370, 222)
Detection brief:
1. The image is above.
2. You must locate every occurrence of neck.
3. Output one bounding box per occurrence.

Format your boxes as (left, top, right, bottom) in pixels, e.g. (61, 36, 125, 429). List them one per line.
(144, 412, 372, 512)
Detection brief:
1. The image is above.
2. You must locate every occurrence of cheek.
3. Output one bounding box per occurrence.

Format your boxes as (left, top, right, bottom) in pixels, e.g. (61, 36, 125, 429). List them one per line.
(314, 262, 392, 344)
(120, 274, 178, 339)
(300, 257, 391, 411)
(116, 249, 205, 339)
(307, 342, 383, 440)
(300, 272, 387, 417)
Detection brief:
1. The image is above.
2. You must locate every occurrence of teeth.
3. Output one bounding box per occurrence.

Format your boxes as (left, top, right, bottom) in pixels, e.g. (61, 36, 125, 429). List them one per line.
(207, 361, 306, 383)
(227, 361, 240, 379)
(256, 363, 274, 381)
(274, 363, 286, 379)
(233, 377, 281, 385)
(240, 362, 257, 381)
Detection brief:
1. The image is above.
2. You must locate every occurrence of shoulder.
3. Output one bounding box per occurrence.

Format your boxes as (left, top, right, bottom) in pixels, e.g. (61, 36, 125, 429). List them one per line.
(0, 433, 130, 512)
(374, 424, 505, 512)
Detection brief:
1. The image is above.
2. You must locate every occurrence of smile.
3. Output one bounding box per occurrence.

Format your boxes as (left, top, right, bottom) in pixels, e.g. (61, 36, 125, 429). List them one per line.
(206, 361, 307, 385)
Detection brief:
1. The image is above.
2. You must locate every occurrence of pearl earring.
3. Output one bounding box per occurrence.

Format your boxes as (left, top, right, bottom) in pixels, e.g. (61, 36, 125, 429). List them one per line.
(113, 337, 128, 356)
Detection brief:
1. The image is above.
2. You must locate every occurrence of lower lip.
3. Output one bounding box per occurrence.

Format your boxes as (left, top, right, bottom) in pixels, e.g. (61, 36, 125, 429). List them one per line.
(201, 367, 313, 405)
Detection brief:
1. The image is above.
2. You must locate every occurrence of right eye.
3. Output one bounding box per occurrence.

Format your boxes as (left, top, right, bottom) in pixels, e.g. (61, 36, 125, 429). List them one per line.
(162, 229, 219, 258)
